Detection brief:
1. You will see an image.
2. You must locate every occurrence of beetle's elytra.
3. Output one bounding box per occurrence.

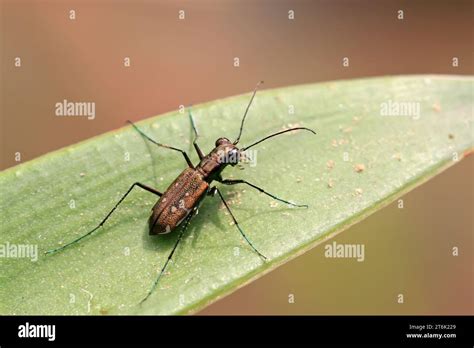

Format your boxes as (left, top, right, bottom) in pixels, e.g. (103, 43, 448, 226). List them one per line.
(45, 82, 316, 303)
(149, 167, 209, 235)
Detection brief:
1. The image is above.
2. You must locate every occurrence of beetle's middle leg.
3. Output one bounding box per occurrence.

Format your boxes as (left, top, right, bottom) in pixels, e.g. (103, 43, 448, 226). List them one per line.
(188, 107, 205, 160)
(212, 186, 266, 260)
(217, 178, 308, 208)
(127, 120, 195, 168)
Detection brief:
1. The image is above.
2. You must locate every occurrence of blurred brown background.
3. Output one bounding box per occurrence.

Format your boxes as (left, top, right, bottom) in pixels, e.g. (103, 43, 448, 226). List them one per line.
(1, 0, 472, 314)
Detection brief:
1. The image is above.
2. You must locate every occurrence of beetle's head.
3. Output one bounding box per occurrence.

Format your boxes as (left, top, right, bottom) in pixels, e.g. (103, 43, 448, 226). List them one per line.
(215, 137, 240, 166)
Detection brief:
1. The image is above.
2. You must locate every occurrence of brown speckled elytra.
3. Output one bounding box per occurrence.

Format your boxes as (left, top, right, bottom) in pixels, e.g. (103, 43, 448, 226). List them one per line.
(45, 82, 316, 303)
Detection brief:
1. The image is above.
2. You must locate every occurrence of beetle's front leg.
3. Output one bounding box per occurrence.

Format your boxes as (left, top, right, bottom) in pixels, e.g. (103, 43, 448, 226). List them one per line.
(216, 177, 308, 208)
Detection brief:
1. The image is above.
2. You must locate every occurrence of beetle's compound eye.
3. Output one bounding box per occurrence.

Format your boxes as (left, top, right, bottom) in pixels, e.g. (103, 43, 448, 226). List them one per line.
(227, 149, 240, 165)
(216, 147, 240, 165)
(215, 137, 231, 147)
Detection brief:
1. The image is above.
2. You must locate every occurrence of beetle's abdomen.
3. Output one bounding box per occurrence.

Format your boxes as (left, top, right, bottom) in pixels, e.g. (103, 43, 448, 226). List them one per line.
(149, 168, 209, 235)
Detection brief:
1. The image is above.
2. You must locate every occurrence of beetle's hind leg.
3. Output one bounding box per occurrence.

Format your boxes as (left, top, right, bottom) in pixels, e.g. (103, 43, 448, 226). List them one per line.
(140, 208, 196, 304)
(45, 182, 162, 255)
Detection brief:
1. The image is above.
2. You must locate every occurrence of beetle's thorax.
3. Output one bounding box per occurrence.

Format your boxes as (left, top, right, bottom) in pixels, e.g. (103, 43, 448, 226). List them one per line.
(197, 142, 240, 181)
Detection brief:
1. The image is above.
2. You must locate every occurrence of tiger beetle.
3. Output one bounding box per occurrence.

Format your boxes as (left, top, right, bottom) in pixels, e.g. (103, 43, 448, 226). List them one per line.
(45, 81, 316, 304)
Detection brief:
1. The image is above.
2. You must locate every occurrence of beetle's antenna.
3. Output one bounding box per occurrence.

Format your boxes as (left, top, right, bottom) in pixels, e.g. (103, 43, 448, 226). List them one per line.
(233, 81, 263, 145)
(242, 127, 316, 151)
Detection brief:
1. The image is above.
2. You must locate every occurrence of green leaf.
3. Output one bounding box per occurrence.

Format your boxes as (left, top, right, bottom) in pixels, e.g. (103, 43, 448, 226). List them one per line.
(0, 75, 472, 315)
